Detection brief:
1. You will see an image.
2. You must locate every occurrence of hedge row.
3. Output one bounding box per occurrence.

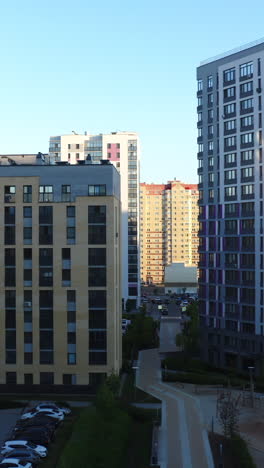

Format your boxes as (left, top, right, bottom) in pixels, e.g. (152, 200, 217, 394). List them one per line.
(230, 435, 257, 468)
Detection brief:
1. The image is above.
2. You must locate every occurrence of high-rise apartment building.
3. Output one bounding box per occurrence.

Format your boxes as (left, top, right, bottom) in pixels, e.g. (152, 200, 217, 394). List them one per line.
(49, 132, 140, 307)
(0, 161, 121, 388)
(140, 181, 199, 284)
(197, 39, 264, 374)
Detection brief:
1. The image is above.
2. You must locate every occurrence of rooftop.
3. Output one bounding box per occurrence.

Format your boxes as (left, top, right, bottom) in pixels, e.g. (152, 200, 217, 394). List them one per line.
(200, 37, 264, 66)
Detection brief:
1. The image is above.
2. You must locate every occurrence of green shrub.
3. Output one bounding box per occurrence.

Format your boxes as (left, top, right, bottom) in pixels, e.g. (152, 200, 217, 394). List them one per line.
(163, 371, 227, 385)
(230, 435, 256, 468)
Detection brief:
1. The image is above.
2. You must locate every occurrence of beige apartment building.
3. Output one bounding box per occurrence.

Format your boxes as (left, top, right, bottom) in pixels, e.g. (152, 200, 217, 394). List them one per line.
(0, 160, 121, 389)
(140, 180, 199, 285)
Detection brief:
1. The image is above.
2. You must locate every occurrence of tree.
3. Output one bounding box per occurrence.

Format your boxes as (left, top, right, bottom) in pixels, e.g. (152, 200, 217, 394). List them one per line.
(176, 302, 200, 355)
(125, 299, 134, 313)
(95, 383, 116, 420)
(105, 373, 120, 396)
(218, 395, 240, 438)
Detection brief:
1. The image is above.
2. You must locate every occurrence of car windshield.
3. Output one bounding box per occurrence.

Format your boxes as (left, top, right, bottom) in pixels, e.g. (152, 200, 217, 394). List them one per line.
(27, 443, 35, 448)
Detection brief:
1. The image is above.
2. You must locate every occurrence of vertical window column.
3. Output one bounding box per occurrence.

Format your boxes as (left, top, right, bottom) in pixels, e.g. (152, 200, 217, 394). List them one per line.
(66, 206, 76, 244)
(39, 291, 53, 364)
(67, 290, 76, 364)
(62, 249, 71, 286)
(24, 290, 33, 364)
(24, 248, 32, 287)
(23, 206, 32, 244)
(5, 290, 16, 364)
(88, 290, 107, 365)
(4, 207, 16, 245)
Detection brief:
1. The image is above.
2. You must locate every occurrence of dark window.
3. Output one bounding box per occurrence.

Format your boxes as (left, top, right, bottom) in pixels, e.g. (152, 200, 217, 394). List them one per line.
(40, 330, 53, 349)
(39, 268, 53, 286)
(5, 310, 16, 328)
(63, 374, 76, 385)
(89, 310, 106, 329)
(24, 227, 32, 243)
(24, 248, 32, 260)
(89, 351, 107, 365)
(5, 290, 16, 308)
(24, 269, 32, 284)
(67, 290, 76, 303)
(39, 310, 53, 328)
(39, 226, 53, 244)
(24, 373, 33, 384)
(4, 186, 16, 203)
(6, 372, 16, 384)
(88, 225, 106, 244)
(67, 332, 76, 344)
(4, 226, 15, 245)
(62, 269, 71, 283)
(89, 290, 106, 308)
(5, 248, 15, 266)
(6, 330, 16, 348)
(39, 248, 53, 266)
(5, 268, 16, 286)
(39, 290, 53, 308)
(88, 248, 106, 265)
(88, 205, 106, 224)
(40, 372, 54, 384)
(88, 268, 106, 287)
(5, 206, 15, 224)
(39, 206, 53, 224)
(62, 248, 71, 260)
(40, 351, 53, 364)
(67, 227, 75, 241)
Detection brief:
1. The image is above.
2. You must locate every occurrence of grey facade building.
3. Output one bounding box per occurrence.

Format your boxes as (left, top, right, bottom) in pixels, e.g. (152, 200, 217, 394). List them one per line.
(197, 39, 264, 375)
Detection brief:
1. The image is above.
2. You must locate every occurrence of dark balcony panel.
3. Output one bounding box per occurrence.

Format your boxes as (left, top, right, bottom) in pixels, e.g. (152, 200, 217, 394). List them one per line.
(223, 112, 236, 119)
(223, 79, 235, 87)
(241, 193, 254, 200)
(224, 178, 237, 185)
(224, 128, 237, 136)
(240, 73, 253, 82)
(240, 124, 254, 132)
(224, 161, 237, 168)
(197, 120, 203, 128)
(224, 145, 236, 152)
(240, 142, 254, 149)
(240, 107, 254, 115)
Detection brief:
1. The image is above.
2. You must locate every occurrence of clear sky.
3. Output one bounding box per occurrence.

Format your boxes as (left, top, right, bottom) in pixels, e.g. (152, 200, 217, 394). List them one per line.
(1, 0, 264, 184)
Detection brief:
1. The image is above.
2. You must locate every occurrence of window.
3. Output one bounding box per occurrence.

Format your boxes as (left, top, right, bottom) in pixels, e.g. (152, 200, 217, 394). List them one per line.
(107, 143, 111, 149)
(23, 227, 32, 244)
(209, 173, 214, 182)
(224, 119, 236, 131)
(67, 227, 76, 244)
(5, 206, 15, 224)
(67, 206, 75, 218)
(39, 186, 53, 202)
(89, 290, 106, 308)
(4, 186, 16, 203)
(240, 81, 253, 94)
(197, 112, 202, 122)
(23, 206, 32, 218)
(225, 136, 236, 148)
(89, 351, 107, 365)
(208, 109, 213, 120)
(39, 226, 53, 244)
(198, 143, 203, 152)
(241, 167, 254, 179)
(88, 185, 106, 196)
(224, 68, 235, 82)
(62, 185, 71, 202)
(207, 75, 213, 88)
(40, 372, 54, 385)
(225, 203, 238, 216)
(23, 185, 32, 203)
(241, 115, 253, 128)
(6, 372, 16, 384)
(208, 141, 214, 151)
(225, 170, 236, 181)
(241, 150, 254, 163)
(5, 226, 15, 245)
(68, 144, 71, 149)
(88, 205, 106, 224)
(197, 96, 202, 107)
(39, 248, 53, 266)
(197, 79, 203, 91)
(88, 268, 106, 287)
(5, 248, 15, 266)
(208, 93, 213, 105)
(224, 103, 236, 115)
(241, 202, 254, 216)
(89, 310, 106, 329)
(241, 184, 254, 196)
(62, 269, 71, 285)
(241, 133, 254, 145)
(225, 186, 237, 198)
(224, 86, 235, 99)
(39, 206, 53, 224)
(225, 153, 236, 164)
(241, 98, 253, 111)
(39, 268, 53, 286)
(76, 144, 80, 149)
(63, 374, 76, 385)
(240, 62, 253, 78)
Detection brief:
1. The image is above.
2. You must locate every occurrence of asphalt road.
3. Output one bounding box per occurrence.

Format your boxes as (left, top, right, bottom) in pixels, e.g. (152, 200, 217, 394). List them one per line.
(146, 299, 182, 320)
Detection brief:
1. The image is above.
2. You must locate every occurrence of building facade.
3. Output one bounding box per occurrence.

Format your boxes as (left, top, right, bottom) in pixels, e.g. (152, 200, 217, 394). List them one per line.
(49, 132, 140, 307)
(197, 39, 264, 374)
(140, 181, 199, 284)
(0, 162, 121, 388)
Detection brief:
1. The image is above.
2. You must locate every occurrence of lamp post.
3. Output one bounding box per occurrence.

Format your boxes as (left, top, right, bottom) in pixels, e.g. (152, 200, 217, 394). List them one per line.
(132, 366, 139, 401)
(248, 366, 255, 408)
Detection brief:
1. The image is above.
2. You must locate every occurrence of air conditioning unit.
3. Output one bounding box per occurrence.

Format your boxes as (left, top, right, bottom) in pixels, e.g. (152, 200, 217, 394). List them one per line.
(256, 88, 262, 93)
(24, 301, 32, 307)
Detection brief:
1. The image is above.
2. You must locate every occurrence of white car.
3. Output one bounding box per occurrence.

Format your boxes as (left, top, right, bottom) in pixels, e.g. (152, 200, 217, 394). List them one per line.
(34, 402, 71, 415)
(21, 408, 64, 421)
(0, 459, 32, 468)
(1, 441, 47, 458)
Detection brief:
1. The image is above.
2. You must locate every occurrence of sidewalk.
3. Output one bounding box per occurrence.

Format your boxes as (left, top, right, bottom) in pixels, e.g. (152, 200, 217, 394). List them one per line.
(136, 348, 214, 468)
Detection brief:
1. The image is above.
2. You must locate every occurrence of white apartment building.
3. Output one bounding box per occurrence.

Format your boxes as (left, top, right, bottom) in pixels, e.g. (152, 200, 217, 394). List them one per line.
(49, 132, 140, 307)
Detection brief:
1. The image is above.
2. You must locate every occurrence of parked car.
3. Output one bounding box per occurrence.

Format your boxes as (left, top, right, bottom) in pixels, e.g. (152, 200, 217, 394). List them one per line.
(0, 459, 32, 468)
(14, 419, 57, 437)
(13, 424, 54, 440)
(3, 449, 40, 465)
(21, 408, 64, 421)
(161, 308, 168, 316)
(15, 414, 59, 428)
(13, 429, 51, 447)
(33, 402, 71, 415)
(1, 441, 47, 458)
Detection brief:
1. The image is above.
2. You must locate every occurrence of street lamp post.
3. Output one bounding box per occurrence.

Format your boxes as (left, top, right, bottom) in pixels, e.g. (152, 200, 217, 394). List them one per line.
(132, 366, 139, 401)
(248, 366, 255, 408)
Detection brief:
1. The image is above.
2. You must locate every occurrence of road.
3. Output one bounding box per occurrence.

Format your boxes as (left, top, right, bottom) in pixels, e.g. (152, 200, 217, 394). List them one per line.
(146, 298, 182, 320)
(136, 348, 214, 468)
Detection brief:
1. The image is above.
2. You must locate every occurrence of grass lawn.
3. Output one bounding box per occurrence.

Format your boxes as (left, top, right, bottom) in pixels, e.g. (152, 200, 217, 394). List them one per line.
(41, 408, 82, 468)
(125, 419, 153, 468)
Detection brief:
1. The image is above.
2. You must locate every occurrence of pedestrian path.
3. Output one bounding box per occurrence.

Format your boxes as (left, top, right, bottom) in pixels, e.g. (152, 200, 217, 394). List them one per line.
(136, 348, 214, 468)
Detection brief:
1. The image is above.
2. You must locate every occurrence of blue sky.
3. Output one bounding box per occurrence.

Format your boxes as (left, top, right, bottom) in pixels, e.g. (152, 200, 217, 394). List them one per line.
(1, 0, 264, 183)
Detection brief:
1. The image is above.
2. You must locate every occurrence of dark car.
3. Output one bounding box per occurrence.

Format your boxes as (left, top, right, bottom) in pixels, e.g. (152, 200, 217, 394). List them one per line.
(15, 416, 58, 432)
(13, 429, 51, 447)
(13, 423, 54, 438)
(3, 448, 40, 465)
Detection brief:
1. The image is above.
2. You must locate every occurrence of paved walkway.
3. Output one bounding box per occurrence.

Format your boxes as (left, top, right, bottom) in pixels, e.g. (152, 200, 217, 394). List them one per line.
(136, 348, 214, 468)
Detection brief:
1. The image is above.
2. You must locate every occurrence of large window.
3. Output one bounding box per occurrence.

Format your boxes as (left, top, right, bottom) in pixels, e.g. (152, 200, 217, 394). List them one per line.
(241, 133, 254, 145)
(61, 185, 71, 202)
(224, 68, 235, 82)
(240, 62, 253, 78)
(23, 185, 32, 203)
(88, 185, 106, 196)
(39, 186, 53, 202)
(240, 98, 253, 111)
(224, 103, 236, 115)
